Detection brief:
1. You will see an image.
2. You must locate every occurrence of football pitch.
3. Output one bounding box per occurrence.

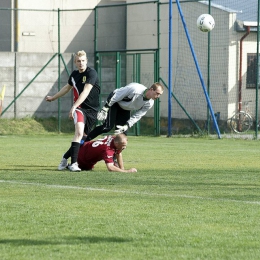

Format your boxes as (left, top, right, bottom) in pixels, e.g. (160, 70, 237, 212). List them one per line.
(1, 135, 260, 259)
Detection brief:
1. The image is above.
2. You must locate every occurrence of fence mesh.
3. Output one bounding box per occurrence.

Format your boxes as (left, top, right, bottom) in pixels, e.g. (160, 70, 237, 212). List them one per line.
(171, 0, 260, 136)
(0, 1, 260, 137)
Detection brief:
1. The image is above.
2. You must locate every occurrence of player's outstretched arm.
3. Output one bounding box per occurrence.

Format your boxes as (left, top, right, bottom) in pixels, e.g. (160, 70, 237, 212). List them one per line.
(106, 163, 137, 173)
(46, 84, 72, 102)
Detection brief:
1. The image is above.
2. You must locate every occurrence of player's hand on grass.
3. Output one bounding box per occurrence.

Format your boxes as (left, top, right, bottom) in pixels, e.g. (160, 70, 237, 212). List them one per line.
(128, 168, 137, 173)
(97, 106, 109, 121)
(114, 124, 128, 134)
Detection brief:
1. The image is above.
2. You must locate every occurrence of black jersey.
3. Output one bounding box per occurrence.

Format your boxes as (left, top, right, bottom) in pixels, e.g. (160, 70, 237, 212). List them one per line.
(68, 67, 100, 111)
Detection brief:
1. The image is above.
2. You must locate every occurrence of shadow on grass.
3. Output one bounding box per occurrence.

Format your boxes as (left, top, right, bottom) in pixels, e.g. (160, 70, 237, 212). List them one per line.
(0, 236, 132, 246)
(34, 117, 75, 133)
(0, 117, 75, 135)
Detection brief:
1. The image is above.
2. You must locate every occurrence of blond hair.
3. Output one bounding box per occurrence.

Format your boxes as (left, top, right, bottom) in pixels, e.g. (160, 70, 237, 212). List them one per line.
(74, 50, 87, 61)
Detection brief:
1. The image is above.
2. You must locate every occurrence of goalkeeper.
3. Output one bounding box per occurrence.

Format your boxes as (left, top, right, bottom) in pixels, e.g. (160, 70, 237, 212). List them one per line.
(83, 82, 164, 143)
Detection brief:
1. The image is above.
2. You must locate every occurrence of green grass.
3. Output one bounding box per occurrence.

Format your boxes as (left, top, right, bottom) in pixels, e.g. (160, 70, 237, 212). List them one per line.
(1, 135, 260, 259)
(0, 117, 74, 135)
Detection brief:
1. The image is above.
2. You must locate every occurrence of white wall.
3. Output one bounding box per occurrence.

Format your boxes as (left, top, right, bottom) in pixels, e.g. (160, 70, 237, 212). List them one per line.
(0, 52, 74, 118)
(10, 0, 126, 54)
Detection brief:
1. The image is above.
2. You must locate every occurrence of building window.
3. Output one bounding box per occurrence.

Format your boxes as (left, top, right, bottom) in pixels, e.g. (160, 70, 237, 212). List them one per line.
(246, 53, 258, 89)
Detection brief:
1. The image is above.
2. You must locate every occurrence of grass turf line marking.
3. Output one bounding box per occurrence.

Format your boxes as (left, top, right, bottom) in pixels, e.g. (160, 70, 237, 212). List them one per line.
(1, 179, 260, 205)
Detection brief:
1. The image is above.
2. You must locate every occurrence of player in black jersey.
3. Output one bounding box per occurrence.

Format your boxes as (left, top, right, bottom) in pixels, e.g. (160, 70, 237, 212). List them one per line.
(46, 50, 100, 172)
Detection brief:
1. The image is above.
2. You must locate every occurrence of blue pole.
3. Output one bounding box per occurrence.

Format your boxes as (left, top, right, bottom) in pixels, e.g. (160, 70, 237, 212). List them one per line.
(176, 0, 221, 139)
(168, 0, 172, 137)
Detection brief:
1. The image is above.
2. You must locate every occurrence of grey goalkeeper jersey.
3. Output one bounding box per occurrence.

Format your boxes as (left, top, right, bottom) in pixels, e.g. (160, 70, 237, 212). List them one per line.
(107, 82, 154, 128)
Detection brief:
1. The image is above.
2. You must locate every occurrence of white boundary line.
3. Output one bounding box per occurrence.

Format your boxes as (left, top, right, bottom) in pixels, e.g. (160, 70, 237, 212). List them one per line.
(1, 179, 260, 205)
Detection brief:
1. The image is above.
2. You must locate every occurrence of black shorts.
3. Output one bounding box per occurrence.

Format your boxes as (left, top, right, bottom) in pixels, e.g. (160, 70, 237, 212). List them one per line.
(76, 108, 98, 135)
(104, 103, 131, 130)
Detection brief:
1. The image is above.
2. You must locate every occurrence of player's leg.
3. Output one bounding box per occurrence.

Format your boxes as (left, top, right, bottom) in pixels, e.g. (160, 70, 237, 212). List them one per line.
(63, 110, 95, 171)
(68, 109, 86, 172)
(81, 110, 98, 143)
(67, 121, 84, 172)
(81, 110, 98, 141)
(115, 107, 131, 134)
(58, 109, 84, 172)
(84, 103, 119, 142)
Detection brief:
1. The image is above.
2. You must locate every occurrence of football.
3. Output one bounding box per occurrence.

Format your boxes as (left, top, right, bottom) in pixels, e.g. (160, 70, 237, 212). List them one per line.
(197, 14, 215, 32)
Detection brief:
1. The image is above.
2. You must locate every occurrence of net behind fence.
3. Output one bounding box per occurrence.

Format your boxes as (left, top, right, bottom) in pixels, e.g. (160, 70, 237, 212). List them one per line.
(172, 0, 260, 136)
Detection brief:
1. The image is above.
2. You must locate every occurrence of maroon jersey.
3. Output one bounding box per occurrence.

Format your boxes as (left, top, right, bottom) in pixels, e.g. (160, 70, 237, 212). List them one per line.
(77, 135, 121, 170)
(68, 67, 100, 111)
